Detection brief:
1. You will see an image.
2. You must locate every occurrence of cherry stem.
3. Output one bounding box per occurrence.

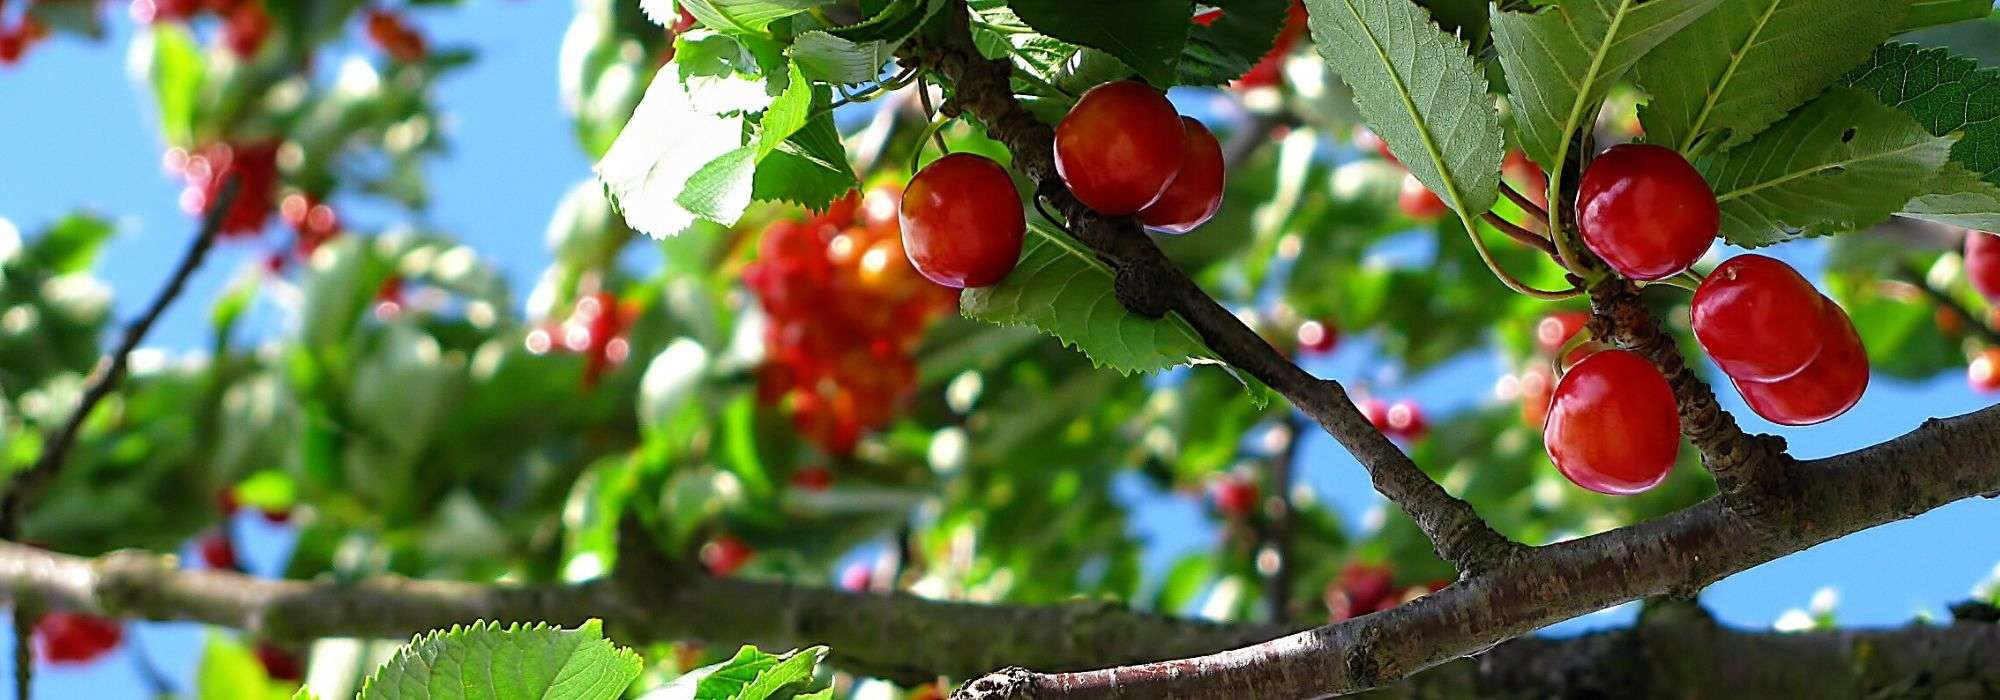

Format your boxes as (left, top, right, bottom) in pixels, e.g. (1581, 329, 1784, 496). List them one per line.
(908, 113, 956, 174)
(1461, 214, 1580, 300)
(1498, 181, 1548, 222)
(1480, 211, 1555, 257)
(1641, 272, 1702, 293)
(816, 67, 918, 118)
(916, 74, 951, 156)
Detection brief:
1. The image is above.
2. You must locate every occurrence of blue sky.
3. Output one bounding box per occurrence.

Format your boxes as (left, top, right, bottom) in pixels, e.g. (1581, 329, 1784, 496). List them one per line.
(1, 2, 1997, 698)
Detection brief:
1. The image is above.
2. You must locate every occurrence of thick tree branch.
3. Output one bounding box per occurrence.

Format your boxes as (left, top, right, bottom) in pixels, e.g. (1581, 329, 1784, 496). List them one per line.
(952, 402, 2000, 699)
(1585, 278, 1792, 518)
(912, 1, 1518, 575)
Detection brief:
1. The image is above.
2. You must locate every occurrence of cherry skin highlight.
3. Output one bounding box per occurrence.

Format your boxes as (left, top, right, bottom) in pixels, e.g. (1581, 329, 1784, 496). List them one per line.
(1692, 254, 1825, 382)
(899, 153, 1025, 289)
(1576, 144, 1719, 281)
(1055, 80, 1185, 215)
(1544, 349, 1681, 495)
(1732, 298, 1868, 426)
(1536, 311, 1589, 356)
(1140, 117, 1226, 233)
(1971, 349, 2000, 393)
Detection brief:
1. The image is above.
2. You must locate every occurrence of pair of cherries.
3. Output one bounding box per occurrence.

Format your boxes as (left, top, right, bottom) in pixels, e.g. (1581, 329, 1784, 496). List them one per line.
(1542, 145, 1866, 495)
(898, 80, 1226, 289)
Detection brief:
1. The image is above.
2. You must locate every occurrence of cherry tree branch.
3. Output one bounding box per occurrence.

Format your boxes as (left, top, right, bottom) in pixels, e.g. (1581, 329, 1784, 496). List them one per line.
(911, 1, 1520, 575)
(1899, 261, 2000, 349)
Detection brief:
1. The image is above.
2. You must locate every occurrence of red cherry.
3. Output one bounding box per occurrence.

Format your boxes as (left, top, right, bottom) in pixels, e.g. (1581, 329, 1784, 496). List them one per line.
(365, 9, 427, 63)
(899, 153, 1024, 288)
(1971, 349, 2000, 392)
(1966, 230, 2000, 304)
(1327, 563, 1395, 621)
(1518, 363, 1554, 426)
(1576, 144, 1718, 281)
(1231, 2, 1305, 91)
(701, 535, 753, 576)
(1397, 173, 1447, 220)
(1208, 474, 1258, 518)
(1502, 150, 1547, 209)
(1544, 349, 1680, 494)
(1384, 400, 1427, 441)
(1139, 117, 1226, 234)
(790, 465, 834, 491)
(259, 507, 291, 524)
(1296, 320, 1338, 354)
(838, 561, 873, 591)
(197, 532, 237, 570)
(672, 7, 697, 32)
(1937, 307, 1968, 337)
(1732, 299, 1868, 425)
(1692, 254, 1825, 382)
(255, 643, 304, 681)
(1535, 311, 1589, 356)
(1055, 80, 1185, 215)
(1192, 7, 1223, 26)
(1357, 398, 1391, 433)
(223, 2, 271, 57)
(217, 488, 241, 516)
(34, 613, 123, 665)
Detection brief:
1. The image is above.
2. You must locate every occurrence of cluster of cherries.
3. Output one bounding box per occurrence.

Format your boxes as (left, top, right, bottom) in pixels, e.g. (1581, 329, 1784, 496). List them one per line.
(0, 0, 50, 66)
(1324, 562, 1445, 622)
(524, 290, 634, 388)
(166, 141, 282, 238)
(132, 0, 274, 58)
(1535, 144, 1866, 495)
(364, 7, 427, 63)
(745, 187, 958, 455)
(1958, 231, 2000, 392)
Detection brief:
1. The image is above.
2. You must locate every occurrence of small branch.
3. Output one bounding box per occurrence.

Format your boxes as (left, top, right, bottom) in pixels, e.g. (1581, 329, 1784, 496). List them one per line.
(1899, 262, 2000, 348)
(1585, 277, 1791, 519)
(915, 0, 1520, 575)
(1480, 211, 1555, 257)
(1498, 180, 1548, 223)
(0, 178, 240, 538)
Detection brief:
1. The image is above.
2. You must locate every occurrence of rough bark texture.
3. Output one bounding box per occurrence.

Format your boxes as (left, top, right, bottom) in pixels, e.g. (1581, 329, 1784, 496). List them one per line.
(911, 2, 1519, 576)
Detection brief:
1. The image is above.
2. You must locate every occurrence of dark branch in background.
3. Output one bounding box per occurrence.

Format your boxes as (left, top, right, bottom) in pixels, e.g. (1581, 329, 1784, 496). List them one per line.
(1584, 278, 1792, 521)
(1900, 261, 2000, 348)
(910, 1, 1520, 576)
(3, 537, 2000, 697)
(0, 177, 237, 700)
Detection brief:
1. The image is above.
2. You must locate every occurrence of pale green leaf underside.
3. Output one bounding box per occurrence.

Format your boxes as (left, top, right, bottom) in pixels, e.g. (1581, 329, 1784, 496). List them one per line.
(1491, 0, 1726, 170)
(1901, 161, 2000, 230)
(1305, 0, 1504, 216)
(598, 71, 749, 238)
(1634, 0, 1906, 154)
(1699, 87, 1955, 247)
(359, 620, 641, 700)
(961, 226, 1214, 374)
(787, 31, 901, 85)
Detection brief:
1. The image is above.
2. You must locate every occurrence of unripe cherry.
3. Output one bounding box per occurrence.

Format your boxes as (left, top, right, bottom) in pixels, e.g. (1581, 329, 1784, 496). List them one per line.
(1139, 117, 1226, 233)
(1576, 144, 1718, 281)
(1544, 349, 1680, 494)
(1055, 80, 1185, 215)
(1966, 230, 2000, 304)
(1731, 298, 1867, 426)
(1692, 254, 1825, 382)
(900, 153, 1025, 288)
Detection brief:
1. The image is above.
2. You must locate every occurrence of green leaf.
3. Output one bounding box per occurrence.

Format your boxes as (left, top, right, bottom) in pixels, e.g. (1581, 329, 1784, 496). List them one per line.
(1634, 0, 1907, 153)
(359, 620, 641, 700)
(1843, 42, 2000, 185)
(1901, 161, 2000, 230)
(28, 212, 114, 274)
(1177, 0, 1289, 87)
(1007, 0, 1193, 87)
(1899, 0, 1991, 32)
(750, 114, 860, 210)
(198, 634, 287, 700)
(1305, 0, 1505, 216)
(1698, 87, 1955, 247)
(736, 647, 829, 700)
(143, 24, 205, 147)
(961, 225, 1215, 374)
(1490, 0, 1726, 170)
(830, 0, 942, 42)
(647, 0, 823, 35)
(787, 31, 900, 85)
(598, 70, 752, 237)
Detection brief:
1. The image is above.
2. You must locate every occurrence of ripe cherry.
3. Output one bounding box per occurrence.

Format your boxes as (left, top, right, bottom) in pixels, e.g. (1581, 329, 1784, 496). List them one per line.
(1326, 562, 1396, 621)
(1937, 307, 1968, 337)
(223, 2, 272, 57)
(197, 532, 237, 570)
(1139, 117, 1226, 233)
(1536, 311, 1589, 356)
(1354, 128, 1396, 163)
(1518, 363, 1554, 427)
(1576, 144, 1718, 281)
(1232, 2, 1305, 91)
(1208, 474, 1258, 518)
(1357, 398, 1392, 434)
(365, 9, 427, 63)
(1502, 150, 1547, 210)
(701, 535, 753, 576)
(255, 643, 304, 681)
(1385, 400, 1427, 441)
(34, 613, 123, 665)
(790, 465, 834, 491)
(1971, 349, 2000, 393)
(900, 153, 1024, 288)
(1397, 173, 1447, 220)
(1966, 230, 2000, 304)
(1544, 349, 1680, 495)
(838, 561, 873, 591)
(1692, 254, 1825, 382)
(1055, 80, 1185, 215)
(259, 507, 292, 524)
(1296, 319, 1338, 355)
(1731, 299, 1867, 425)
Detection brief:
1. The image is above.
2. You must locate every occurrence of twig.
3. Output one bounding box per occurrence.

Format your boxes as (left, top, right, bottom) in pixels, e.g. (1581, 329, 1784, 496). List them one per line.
(1900, 262, 2000, 348)
(1481, 211, 1555, 256)
(1498, 180, 1548, 223)
(0, 178, 240, 538)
